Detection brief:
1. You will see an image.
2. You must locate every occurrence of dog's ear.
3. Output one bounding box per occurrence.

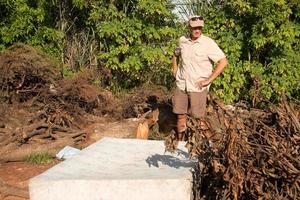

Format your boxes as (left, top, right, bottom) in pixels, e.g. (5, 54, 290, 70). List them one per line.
(136, 122, 149, 140)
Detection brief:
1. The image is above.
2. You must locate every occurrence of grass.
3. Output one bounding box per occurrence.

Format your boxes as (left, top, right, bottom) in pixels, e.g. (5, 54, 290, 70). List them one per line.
(148, 131, 166, 140)
(148, 124, 167, 140)
(26, 152, 53, 164)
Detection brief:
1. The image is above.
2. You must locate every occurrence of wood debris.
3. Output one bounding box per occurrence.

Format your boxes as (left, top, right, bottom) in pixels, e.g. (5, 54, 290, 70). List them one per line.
(165, 94, 300, 199)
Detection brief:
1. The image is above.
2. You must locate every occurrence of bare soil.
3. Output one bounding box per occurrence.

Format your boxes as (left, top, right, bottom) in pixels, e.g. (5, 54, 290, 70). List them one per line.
(0, 161, 59, 200)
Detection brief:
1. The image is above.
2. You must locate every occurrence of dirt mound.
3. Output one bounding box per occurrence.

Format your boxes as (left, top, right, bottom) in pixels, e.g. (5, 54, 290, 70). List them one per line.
(0, 43, 58, 103)
(35, 71, 121, 127)
(0, 44, 121, 163)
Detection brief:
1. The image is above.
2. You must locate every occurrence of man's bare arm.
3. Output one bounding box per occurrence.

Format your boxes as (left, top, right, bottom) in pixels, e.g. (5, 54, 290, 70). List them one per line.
(172, 55, 179, 77)
(208, 57, 228, 83)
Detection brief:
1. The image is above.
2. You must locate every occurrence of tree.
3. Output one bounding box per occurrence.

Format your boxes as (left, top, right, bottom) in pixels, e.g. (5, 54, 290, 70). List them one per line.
(89, 0, 179, 89)
(0, 0, 62, 56)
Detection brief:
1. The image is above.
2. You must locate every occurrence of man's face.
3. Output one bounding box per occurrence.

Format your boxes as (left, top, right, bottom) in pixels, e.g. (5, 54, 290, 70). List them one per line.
(190, 26, 202, 39)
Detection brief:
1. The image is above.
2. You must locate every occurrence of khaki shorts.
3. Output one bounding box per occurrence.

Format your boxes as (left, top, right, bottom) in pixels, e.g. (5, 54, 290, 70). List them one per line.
(172, 87, 208, 118)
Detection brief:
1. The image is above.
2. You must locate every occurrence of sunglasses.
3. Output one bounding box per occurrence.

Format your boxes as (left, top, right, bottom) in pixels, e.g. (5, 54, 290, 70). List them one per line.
(191, 26, 202, 30)
(190, 16, 203, 21)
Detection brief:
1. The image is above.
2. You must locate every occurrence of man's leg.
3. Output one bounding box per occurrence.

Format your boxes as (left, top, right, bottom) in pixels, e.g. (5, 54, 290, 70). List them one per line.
(172, 88, 188, 140)
(190, 89, 208, 119)
(190, 90, 214, 145)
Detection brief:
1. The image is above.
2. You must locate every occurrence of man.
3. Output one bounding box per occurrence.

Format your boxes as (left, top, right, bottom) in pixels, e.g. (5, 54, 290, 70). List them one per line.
(172, 15, 228, 139)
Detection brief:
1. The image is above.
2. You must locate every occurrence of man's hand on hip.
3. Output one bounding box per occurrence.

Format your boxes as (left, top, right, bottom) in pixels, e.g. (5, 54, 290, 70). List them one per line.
(196, 79, 211, 90)
(196, 58, 228, 90)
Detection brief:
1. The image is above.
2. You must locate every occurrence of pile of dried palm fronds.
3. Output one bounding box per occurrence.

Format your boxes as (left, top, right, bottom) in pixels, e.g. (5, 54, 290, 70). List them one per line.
(165, 94, 299, 200)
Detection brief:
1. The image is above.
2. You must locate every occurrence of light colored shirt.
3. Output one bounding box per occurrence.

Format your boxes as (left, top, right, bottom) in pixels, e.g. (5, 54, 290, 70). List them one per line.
(175, 35, 226, 92)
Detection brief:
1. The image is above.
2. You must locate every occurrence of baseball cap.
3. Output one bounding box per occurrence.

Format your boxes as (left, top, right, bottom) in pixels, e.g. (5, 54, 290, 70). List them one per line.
(188, 15, 204, 27)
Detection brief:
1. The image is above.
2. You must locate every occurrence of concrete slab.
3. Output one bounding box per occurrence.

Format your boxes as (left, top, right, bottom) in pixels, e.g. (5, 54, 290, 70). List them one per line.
(29, 137, 196, 200)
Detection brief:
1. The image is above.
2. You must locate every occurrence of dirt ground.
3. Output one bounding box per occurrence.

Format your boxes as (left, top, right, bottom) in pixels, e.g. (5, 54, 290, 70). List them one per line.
(0, 161, 59, 200)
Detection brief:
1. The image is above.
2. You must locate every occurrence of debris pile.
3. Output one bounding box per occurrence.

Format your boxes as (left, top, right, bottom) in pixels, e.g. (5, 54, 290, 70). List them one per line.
(0, 43, 58, 103)
(165, 94, 300, 200)
(0, 44, 120, 162)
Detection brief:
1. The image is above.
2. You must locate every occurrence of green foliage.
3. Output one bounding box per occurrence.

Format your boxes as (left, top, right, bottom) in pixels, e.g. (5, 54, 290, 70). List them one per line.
(262, 49, 300, 100)
(89, 0, 179, 89)
(0, 0, 92, 57)
(0, 0, 62, 56)
(26, 152, 53, 164)
(62, 64, 77, 78)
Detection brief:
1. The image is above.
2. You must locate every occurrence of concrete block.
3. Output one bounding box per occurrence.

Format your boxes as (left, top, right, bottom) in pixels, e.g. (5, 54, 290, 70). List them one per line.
(30, 137, 196, 200)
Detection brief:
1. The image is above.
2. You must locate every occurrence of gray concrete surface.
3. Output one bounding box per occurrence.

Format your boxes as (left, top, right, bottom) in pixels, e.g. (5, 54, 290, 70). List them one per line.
(29, 137, 196, 200)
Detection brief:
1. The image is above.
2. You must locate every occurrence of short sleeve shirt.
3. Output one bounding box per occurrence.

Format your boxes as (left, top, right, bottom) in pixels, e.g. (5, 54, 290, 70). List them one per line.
(175, 35, 226, 92)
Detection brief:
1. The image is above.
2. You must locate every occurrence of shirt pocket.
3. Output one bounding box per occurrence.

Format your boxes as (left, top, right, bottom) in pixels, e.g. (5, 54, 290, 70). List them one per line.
(194, 50, 208, 63)
(180, 46, 190, 66)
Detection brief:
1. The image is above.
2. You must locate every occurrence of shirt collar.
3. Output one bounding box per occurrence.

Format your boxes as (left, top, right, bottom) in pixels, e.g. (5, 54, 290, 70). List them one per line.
(188, 34, 203, 43)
